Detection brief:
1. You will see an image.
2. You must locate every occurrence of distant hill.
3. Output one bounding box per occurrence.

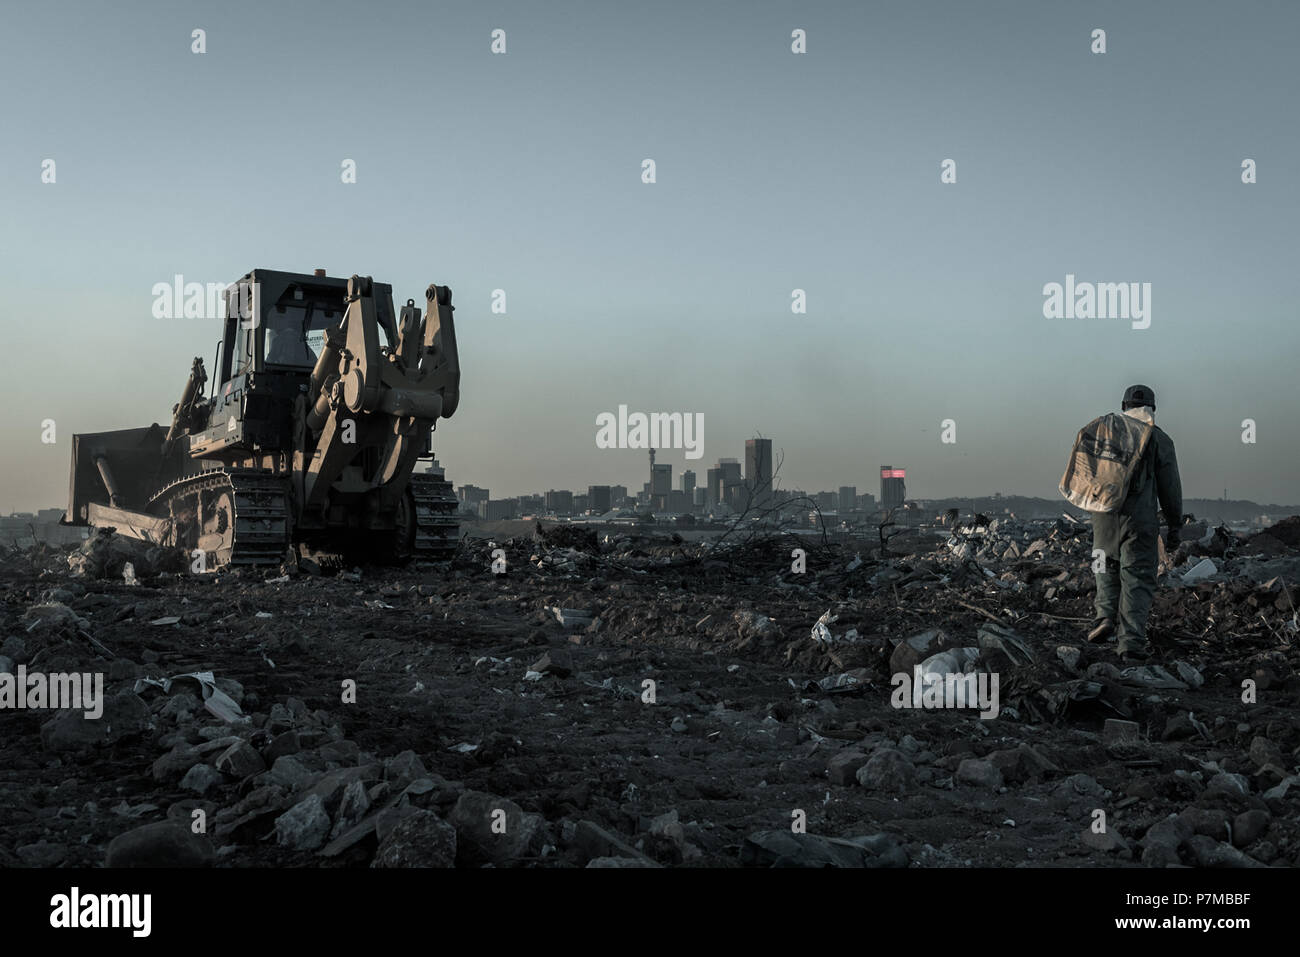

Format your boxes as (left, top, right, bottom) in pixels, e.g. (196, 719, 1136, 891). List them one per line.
(913, 495, 1299, 524)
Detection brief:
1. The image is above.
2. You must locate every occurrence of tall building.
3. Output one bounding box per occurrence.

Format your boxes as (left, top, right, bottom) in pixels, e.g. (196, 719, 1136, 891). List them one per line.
(680, 470, 696, 497)
(705, 467, 722, 507)
(711, 459, 742, 510)
(745, 438, 773, 508)
(458, 484, 490, 511)
(838, 486, 857, 512)
(880, 466, 906, 510)
(479, 499, 514, 521)
(610, 485, 628, 507)
(587, 485, 612, 513)
(651, 464, 672, 496)
(545, 489, 573, 514)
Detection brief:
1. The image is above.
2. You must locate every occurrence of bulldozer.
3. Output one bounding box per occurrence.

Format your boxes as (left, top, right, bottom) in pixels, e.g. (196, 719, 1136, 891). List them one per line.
(64, 268, 463, 568)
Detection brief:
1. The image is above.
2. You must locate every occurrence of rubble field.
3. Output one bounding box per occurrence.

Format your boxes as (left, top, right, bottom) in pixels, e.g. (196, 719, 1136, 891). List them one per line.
(2, 514, 1299, 868)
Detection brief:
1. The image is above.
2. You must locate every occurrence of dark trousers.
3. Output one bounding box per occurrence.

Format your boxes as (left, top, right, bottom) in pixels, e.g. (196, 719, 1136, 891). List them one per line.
(1091, 512, 1159, 653)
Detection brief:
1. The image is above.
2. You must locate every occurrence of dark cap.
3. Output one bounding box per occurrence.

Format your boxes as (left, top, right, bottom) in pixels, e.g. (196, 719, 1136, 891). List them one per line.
(1122, 384, 1156, 410)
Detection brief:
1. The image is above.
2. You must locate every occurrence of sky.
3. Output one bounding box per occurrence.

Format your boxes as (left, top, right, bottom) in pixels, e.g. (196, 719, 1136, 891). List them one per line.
(2, 0, 1297, 513)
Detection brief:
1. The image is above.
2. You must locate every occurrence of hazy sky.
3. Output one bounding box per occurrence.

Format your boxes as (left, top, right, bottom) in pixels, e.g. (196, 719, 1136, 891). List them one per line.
(2, 0, 1297, 513)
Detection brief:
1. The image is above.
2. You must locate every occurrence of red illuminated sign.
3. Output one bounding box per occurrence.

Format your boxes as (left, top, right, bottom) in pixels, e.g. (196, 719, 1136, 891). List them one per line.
(880, 468, 905, 479)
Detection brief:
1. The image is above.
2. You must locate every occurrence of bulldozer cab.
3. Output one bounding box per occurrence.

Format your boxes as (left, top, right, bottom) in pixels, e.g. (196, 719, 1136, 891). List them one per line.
(218, 270, 398, 384)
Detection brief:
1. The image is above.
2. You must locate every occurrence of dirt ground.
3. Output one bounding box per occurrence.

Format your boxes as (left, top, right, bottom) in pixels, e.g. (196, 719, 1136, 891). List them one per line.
(1, 520, 1298, 868)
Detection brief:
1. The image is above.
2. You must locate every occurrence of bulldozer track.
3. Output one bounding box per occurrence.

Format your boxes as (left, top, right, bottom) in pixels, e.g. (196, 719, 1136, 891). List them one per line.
(148, 469, 290, 567)
(408, 473, 460, 560)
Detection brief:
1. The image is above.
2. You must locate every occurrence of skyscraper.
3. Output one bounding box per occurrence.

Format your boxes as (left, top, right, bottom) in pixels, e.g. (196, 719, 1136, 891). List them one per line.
(880, 466, 906, 510)
(838, 486, 857, 512)
(745, 438, 773, 508)
(588, 485, 612, 513)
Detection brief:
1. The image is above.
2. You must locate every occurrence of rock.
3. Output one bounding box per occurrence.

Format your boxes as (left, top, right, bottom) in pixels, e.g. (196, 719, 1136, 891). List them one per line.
(17, 841, 67, 867)
(732, 610, 779, 649)
(827, 750, 870, 787)
(1181, 558, 1218, 583)
(856, 749, 916, 792)
(0, 636, 27, 663)
(300, 766, 378, 817)
(160, 692, 201, 721)
(956, 758, 1004, 790)
(215, 740, 267, 779)
(1232, 809, 1270, 847)
(586, 856, 659, 868)
(1248, 736, 1284, 769)
(263, 730, 302, 762)
(268, 755, 319, 793)
(1178, 807, 1230, 841)
(646, 809, 697, 861)
(740, 831, 908, 868)
(151, 743, 201, 782)
(1141, 815, 1192, 867)
(1205, 772, 1250, 798)
(179, 763, 224, 795)
(105, 821, 214, 867)
(888, 629, 952, 675)
(1080, 827, 1129, 855)
(318, 739, 360, 764)
(23, 602, 90, 634)
(1103, 719, 1141, 746)
(449, 791, 544, 866)
(1185, 835, 1265, 868)
(1161, 713, 1198, 741)
(1055, 646, 1081, 670)
(274, 793, 332, 851)
(529, 648, 573, 678)
(572, 820, 658, 866)
(986, 744, 1060, 784)
(67, 527, 153, 579)
(371, 809, 457, 867)
(0, 655, 13, 675)
(1263, 775, 1299, 802)
(1057, 773, 1109, 800)
(40, 710, 106, 752)
(383, 750, 428, 789)
(1172, 660, 1204, 689)
(330, 779, 371, 839)
(40, 692, 151, 753)
(1086, 661, 1123, 681)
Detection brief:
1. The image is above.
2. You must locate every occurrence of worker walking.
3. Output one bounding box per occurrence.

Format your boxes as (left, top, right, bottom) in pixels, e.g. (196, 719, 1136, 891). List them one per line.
(1085, 385, 1184, 661)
